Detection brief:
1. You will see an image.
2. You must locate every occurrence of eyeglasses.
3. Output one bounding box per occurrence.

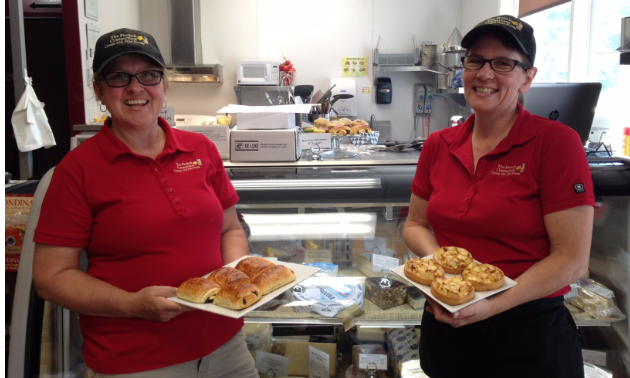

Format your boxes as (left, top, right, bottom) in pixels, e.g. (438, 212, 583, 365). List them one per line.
(101, 70, 164, 88)
(461, 56, 531, 73)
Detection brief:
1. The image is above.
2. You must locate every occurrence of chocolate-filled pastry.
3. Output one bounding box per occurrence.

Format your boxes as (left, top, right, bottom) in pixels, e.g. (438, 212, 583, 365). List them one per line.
(235, 257, 275, 280)
(207, 266, 251, 288)
(252, 265, 297, 295)
(213, 283, 261, 310)
(176, 277, 221, 303)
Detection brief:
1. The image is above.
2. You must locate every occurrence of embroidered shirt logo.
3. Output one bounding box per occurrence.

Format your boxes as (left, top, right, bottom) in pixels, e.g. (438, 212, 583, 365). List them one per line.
(574, 183, 585, 193)
(174, 159, 202, 173)
(491, 163, 526, 176)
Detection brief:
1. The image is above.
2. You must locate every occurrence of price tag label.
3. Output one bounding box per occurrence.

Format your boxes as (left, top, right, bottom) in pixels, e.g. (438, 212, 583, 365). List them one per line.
(256, 351, 289, 378)
(401, 359, 428, 377)
(305, 249, 332, 263)
(372, 254, 400, 272)
(309, 346, 330, 378)
(359, 354, 388, 370)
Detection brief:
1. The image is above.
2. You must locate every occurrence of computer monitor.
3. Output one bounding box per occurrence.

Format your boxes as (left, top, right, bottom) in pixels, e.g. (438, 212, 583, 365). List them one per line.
(523, 83, 602, 146)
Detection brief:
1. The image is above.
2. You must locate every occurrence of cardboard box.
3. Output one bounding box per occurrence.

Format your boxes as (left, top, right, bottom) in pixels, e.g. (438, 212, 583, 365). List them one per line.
(284, 341, 337, 377)
(237, 111, 296, 130)
(230, 128, 301, 162)
(175, 125, 230, 159)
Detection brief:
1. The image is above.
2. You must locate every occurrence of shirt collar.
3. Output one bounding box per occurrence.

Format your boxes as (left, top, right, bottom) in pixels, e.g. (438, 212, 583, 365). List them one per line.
(441, 103, 537, 155)
(98, 117, 194, 164)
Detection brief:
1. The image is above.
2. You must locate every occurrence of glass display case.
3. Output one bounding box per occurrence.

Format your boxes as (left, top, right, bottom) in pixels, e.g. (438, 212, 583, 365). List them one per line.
(8, 157, 630, 378)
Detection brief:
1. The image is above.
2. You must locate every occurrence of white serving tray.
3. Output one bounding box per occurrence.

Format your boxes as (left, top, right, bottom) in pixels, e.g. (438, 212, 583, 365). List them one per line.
(391, 254, 517, 313)
(168, 256, 321, 319)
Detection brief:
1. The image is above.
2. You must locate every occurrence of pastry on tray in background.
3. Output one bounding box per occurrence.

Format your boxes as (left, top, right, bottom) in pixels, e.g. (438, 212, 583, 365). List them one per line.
(350, 125, 372, 135)
(433, 246, 474, 274)
(404, 258, 445, 286)
(462, 262, 505, 291)
(213, 283, 262, 310)
(252, 265, 297, 295)
(176, 277, 220, 303)
(207, 266, 251, 287)
(235, 256, 275, 280)
(430, 276, 475, 306)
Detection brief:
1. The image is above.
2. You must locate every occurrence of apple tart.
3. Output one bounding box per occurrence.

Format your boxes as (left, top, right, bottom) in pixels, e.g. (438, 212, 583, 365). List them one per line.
(433, 246, 474, 274)
(430, 276, 475, 306)
(404, 258, 445, 286)
(462, 262, 505, 291)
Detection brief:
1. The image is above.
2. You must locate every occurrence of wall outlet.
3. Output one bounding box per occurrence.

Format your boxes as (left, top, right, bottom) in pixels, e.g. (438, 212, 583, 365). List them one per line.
(361, 87, 371, 94)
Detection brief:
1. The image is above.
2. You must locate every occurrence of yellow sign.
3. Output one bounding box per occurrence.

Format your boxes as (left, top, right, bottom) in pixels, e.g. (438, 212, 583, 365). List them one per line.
(342, 57, 368, 77)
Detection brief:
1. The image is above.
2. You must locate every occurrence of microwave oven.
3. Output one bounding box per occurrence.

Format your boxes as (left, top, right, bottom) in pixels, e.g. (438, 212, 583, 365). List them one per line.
(236, 60, 280, 85)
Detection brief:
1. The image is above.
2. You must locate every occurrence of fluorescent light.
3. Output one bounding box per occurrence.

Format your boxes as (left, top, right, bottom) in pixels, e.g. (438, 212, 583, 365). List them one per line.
(242, 212, 377, 240)
(232, 178, 381, 191)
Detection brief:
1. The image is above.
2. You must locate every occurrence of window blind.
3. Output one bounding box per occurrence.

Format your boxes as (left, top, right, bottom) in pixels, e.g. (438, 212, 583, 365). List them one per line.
(518, 0, 571, 17)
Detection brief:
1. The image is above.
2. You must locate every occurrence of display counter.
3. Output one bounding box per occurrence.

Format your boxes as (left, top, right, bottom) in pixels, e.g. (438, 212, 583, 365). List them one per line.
(7, 156, 630, 378)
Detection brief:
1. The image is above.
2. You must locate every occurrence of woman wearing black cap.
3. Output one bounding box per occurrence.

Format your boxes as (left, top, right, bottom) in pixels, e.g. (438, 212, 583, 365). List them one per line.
(32, 28, 259, 377)
(403, 16, 594, 377)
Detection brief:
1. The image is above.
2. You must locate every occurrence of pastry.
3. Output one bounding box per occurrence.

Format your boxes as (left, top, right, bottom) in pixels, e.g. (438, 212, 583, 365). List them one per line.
(303, 126, 317, 133)
(213, 282, 262, 310)
(433, 246, 474, 274)
(235, 256, 275, 280)
(252, 265, 297, 294)
(351, 119, 368, 126)
(207, 266, 251, 288)
(314, 118, 330, 128)
(462, 262, 505, 291)
(330, 125, 352, 136)
(350, 124, 372, 135)
(339, 118, 352, 126)
(176, 277, 221, 303)
(404, 258, 445, 286)
(430, 276, 475, 306)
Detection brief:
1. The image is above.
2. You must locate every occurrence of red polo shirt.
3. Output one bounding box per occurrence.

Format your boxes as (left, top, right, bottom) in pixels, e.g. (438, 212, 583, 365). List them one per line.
(34, 118, 243, 374)
(411, 105, 594, 297)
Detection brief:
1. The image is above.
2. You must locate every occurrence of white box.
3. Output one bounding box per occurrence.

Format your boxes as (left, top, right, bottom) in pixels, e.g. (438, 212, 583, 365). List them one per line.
(175, 125, 230, 160)
(217, 104, 312, 130)
(230, 128, 301, 162)
(237, 111, 296, 130)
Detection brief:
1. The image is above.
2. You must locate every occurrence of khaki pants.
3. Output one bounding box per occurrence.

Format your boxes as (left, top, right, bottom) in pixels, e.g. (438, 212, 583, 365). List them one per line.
(85, 331, 258, 378)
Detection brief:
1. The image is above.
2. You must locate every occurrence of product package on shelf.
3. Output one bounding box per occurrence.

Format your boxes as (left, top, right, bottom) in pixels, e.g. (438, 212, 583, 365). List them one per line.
(290, 276, 364, 317)
(5, 194, 33, 272)
(386, 328, 420, 378)
(565, 277, 626, 321)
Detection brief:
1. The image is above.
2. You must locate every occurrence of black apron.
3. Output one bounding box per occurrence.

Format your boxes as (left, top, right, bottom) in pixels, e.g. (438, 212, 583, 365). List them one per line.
(419, 297, 584, 378)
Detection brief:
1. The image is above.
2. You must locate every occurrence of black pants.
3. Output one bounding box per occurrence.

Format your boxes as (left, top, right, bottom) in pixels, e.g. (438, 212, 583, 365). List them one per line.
(420, 297, 584, 378)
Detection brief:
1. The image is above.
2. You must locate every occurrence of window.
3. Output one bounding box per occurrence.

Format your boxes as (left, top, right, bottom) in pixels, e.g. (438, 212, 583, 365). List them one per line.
(523, 0, 630, 151)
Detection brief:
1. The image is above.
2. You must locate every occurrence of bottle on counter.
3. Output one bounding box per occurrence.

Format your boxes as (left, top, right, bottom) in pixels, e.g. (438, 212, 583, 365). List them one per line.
(622, 127, 630, 157)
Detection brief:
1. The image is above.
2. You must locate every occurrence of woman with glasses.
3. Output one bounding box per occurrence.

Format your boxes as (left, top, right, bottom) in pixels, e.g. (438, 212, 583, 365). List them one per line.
(403, 16, 593, 377)
(32, 28, 258, 378)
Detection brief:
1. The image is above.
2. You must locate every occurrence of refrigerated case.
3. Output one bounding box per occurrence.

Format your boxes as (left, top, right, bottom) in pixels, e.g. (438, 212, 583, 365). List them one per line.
(8, 156, 630, 378)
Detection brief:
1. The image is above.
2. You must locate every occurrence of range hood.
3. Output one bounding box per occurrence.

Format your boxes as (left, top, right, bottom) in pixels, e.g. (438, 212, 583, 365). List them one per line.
(165, 0, 222, 83)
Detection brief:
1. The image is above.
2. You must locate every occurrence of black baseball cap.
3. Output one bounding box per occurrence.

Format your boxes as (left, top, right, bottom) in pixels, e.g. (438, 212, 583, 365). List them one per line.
(92, 28, 166, 74)
(461, 15, 536, 65)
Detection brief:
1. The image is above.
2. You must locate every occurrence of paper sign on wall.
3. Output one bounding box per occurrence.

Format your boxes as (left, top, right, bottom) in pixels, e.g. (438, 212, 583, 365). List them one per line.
(309, 345, 330, 378)
(160, 107, 176, 126)
(256, 351, 289, 378)
(342, 57, 368, 77)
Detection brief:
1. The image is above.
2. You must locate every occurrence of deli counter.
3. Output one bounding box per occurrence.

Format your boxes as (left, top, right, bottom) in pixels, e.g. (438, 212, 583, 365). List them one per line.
(7, 155, 630, 378)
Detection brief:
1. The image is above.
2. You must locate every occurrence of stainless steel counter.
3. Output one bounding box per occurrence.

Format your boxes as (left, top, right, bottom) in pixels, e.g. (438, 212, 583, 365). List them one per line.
(223, 149, 421, 167)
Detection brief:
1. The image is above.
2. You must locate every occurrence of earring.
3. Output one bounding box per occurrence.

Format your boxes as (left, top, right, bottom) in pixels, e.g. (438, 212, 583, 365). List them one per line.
(99, 103, 107, 112)
(162, 100, 167, 110)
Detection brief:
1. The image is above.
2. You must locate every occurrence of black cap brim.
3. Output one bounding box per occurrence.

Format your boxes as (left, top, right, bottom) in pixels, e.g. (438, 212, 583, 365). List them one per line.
(461, 24, 533, 63)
